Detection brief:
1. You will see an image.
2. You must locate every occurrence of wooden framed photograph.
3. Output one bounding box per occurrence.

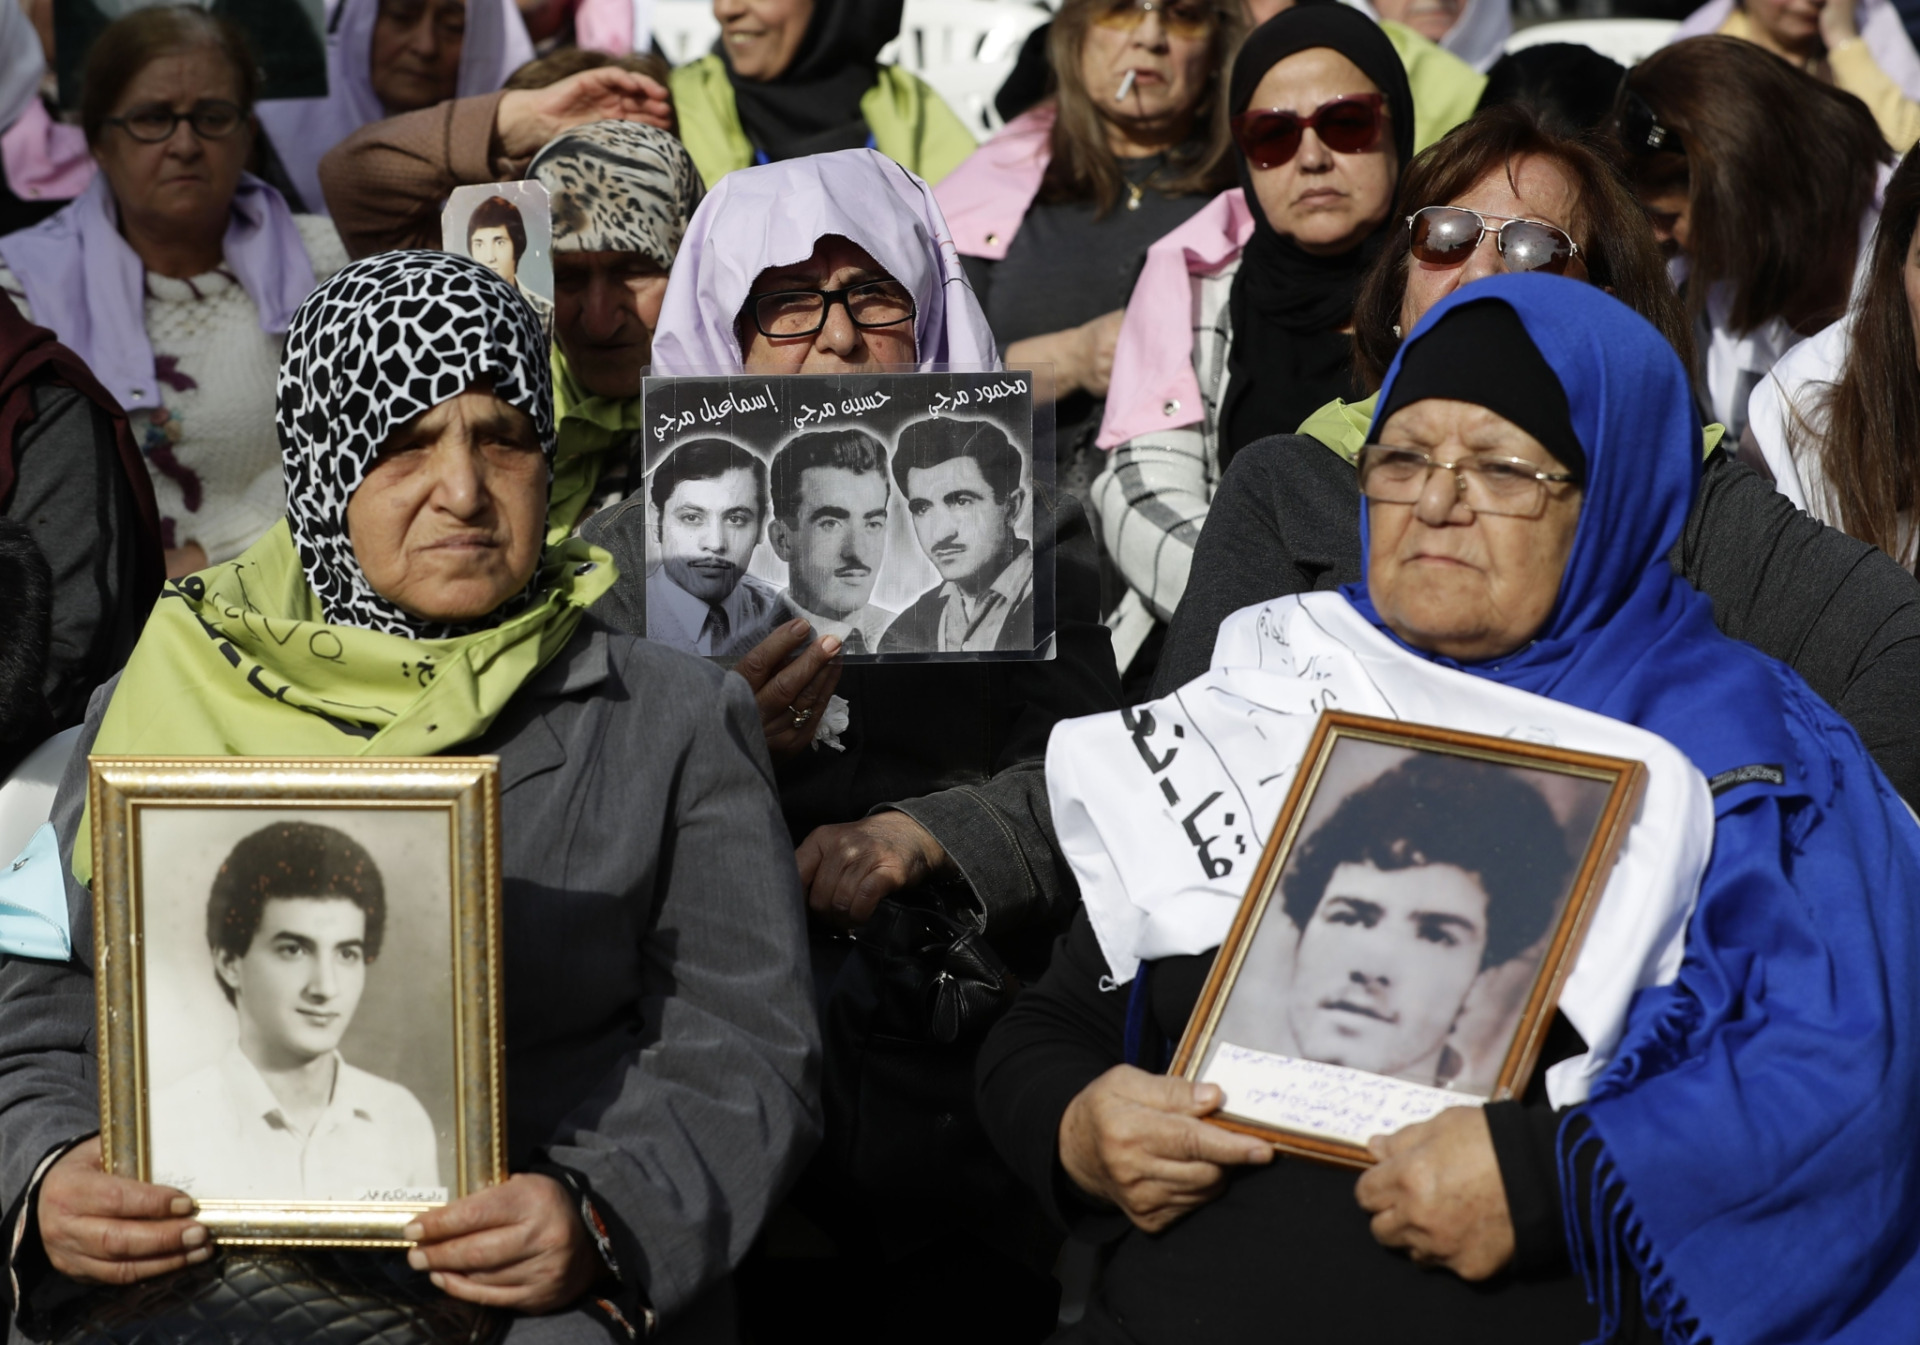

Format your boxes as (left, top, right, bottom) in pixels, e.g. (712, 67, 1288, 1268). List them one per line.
(88, 757, 506, 1246)
(1170, 712, 1646, 1169)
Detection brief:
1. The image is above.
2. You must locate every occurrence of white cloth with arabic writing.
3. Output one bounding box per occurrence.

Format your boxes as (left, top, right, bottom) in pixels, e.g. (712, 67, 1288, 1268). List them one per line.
(1044, 592, 1713, 1107)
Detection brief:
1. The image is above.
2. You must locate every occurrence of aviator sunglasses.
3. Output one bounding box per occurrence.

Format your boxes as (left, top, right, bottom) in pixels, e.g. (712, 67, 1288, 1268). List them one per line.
(1407, 205, 1582, 277)
(1230, 93, 1385, 169)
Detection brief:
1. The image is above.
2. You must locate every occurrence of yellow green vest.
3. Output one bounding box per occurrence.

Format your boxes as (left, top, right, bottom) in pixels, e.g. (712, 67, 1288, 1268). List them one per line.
(668, 56, 978, 190)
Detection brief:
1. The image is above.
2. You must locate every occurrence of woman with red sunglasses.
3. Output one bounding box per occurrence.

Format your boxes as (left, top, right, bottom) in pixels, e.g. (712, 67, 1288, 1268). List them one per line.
(1089, 4, 1412, 684)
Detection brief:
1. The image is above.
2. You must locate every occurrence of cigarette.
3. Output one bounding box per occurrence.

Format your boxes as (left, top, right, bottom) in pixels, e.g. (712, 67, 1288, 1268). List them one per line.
(1115, 70, 1136, 102)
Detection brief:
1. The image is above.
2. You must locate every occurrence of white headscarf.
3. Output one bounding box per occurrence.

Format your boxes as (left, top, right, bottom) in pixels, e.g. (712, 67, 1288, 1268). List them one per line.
(256, 0, 534, 214)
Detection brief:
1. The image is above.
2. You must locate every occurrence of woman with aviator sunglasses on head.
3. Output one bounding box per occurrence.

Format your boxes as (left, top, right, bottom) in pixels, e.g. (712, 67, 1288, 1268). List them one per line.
(1089, 4, 1412, 681)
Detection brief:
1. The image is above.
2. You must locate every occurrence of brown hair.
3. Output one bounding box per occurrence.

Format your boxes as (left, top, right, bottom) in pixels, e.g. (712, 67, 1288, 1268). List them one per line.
(468, 194, 528, 260)
(1610, 36, 1888, 338)
(1038, 0, 1245, 215)
(1352, 102, 1694, 392)
(505, 47, 672, 92)
(80, 4, 259, 146)
(1791, 144, 1920, 566)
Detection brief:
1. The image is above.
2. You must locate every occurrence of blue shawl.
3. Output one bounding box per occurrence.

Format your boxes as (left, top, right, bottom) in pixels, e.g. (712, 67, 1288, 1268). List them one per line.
(1345, 275, 1920, 1343)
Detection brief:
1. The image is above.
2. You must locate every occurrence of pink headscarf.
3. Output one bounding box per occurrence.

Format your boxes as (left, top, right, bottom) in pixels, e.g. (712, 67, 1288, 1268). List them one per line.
(256, 0, 533, 214)
(650, 148, 999, 374)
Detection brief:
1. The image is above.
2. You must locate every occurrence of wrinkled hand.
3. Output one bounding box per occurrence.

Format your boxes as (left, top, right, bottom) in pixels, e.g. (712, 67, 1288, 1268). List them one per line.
(794, 811, 952, 927)
(1355, 1106, 1514, 1281)
(406, 1174, 601, 1313)
(733, 619, 844, 762)
(37, 1138, 210, 1285)
(1058, 1067, 1273, 1233)
(494, 68, 673, 160)
(1819, 0, 1861, 47)
(1076, 309, 1125, 399)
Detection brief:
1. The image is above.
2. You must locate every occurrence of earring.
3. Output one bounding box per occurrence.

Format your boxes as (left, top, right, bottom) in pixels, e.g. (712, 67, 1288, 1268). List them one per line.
(1392, 323, 1402, 338)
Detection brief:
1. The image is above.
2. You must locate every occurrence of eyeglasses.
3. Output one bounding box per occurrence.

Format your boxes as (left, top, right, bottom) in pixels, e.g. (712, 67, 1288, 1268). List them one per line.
(1407, 205, 1582, 277)
(106, 100, 246, 144)
(749, 280, 917, 339)
(1093, 0, 1215, 40)
(1230, 94, 1385, 170)
(1358, 445, 1577, 518)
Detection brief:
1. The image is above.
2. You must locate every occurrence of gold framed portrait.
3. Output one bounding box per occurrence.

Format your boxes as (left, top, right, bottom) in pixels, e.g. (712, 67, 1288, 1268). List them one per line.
(89, 757, 506, 1246)
(1169, 712, 1645, 1169)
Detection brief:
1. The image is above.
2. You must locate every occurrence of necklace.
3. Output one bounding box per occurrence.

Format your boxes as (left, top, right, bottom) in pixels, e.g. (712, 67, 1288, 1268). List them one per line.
(1125, 179, 1144, 211)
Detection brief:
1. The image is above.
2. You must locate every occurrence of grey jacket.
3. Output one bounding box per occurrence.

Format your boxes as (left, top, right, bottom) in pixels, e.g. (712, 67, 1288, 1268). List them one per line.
(0, 620, 820, 1337)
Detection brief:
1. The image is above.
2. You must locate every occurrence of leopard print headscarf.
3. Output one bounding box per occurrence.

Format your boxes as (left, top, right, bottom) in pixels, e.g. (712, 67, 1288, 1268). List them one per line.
(276, 250, 555, 639)
(529, 120, 703, 268)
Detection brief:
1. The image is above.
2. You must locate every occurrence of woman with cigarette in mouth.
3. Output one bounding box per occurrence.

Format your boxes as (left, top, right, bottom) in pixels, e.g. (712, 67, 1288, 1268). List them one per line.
(1088, 5, 1411, 683)
(935, 0, 1245, 481)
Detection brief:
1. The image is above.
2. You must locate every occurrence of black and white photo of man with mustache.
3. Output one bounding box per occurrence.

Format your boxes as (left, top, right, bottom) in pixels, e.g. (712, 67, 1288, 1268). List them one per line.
(643, 437, 783, 660)
(766, 428, 898, 655)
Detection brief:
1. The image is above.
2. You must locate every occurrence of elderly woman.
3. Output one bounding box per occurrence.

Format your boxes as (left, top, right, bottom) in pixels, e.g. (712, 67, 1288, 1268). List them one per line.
(1159, 104, 1920, 807)
(0, 252, 818, 1341)
(670, 0, 975, 188)
(0, 6, 345, 579)
(255, 0, 533, 214)
(980, 275, 1920, 1343)
(1090, 5, 1411, 677)
(934, 0, 1244, 468)
(607, 148, 1122, 1335)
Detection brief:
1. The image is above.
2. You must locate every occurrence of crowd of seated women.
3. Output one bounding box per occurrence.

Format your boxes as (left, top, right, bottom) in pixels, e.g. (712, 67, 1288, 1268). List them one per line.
(4, 0, 1920, 1341)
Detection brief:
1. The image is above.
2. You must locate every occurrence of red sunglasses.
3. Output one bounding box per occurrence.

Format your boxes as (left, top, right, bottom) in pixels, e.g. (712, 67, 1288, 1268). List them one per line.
(1230, 93, 1385, 169)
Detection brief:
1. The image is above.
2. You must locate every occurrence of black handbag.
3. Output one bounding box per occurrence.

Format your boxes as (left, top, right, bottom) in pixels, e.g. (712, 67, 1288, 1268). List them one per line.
(48, 1248, 504, 1345)
(817, 887, 1020, 1203)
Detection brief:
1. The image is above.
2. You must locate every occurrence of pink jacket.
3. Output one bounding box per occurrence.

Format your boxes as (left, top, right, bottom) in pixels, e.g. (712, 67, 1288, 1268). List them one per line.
(932, 105, 1055, 260)
(1096, 187, 1253, 449)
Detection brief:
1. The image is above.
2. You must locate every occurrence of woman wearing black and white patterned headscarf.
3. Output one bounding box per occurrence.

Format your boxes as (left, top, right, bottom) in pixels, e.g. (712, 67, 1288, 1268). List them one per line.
(26, 249, 819, 1334)
(277, 249, 557, 639)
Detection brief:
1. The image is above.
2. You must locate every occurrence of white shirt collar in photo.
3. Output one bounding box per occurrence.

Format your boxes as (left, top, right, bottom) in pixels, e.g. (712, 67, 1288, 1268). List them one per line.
(777, 592, 895, 654)
(648, 564, 773, 655)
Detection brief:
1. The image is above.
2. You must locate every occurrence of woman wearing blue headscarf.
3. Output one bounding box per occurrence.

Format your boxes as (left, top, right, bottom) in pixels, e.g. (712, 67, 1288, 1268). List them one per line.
(977, 273, 1920, 1342)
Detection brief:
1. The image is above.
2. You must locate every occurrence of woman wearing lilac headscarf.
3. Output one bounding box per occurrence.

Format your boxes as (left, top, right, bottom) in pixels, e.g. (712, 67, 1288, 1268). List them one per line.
(0, 6, 345, 579)
(257, 0, 533, 214)
(651, 147, 998, 377)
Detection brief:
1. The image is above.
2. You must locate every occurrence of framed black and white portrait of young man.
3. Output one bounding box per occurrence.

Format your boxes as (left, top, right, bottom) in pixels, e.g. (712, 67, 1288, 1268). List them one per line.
(1171, 713, 1644, 1168)
(90, 757, 504, 1245)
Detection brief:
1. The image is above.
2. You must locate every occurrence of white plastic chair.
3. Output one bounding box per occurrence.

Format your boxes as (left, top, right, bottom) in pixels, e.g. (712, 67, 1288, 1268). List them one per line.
(883, 0, 1053, 134)
(1503, 18, 1681, 66)
(651, 0, 720, 65)
(649, 0, 1052, 136)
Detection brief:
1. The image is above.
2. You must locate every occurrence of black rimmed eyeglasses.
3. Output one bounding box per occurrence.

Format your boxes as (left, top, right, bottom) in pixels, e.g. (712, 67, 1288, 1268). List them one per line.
(106, 100, 246, 143)
(1358, 445, 1578, 518)
(748, 280, 917, 339)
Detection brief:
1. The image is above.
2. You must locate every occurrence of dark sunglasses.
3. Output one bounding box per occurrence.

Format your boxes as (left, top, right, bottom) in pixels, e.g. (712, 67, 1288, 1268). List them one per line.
(1617, 90, 1681, 156)
(1230, 93, 1384, 170)
(1407, 205, 1582, 277)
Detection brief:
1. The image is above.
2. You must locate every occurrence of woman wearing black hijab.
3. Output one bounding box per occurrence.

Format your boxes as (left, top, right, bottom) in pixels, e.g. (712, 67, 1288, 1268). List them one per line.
(669, 0, 978, 186)
(1091, 4, 1410, 676)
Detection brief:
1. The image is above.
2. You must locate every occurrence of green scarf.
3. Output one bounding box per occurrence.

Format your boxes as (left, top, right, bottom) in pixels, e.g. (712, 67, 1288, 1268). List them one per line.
(73, 521, 616, 882)
(550, 347, 644, 543)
